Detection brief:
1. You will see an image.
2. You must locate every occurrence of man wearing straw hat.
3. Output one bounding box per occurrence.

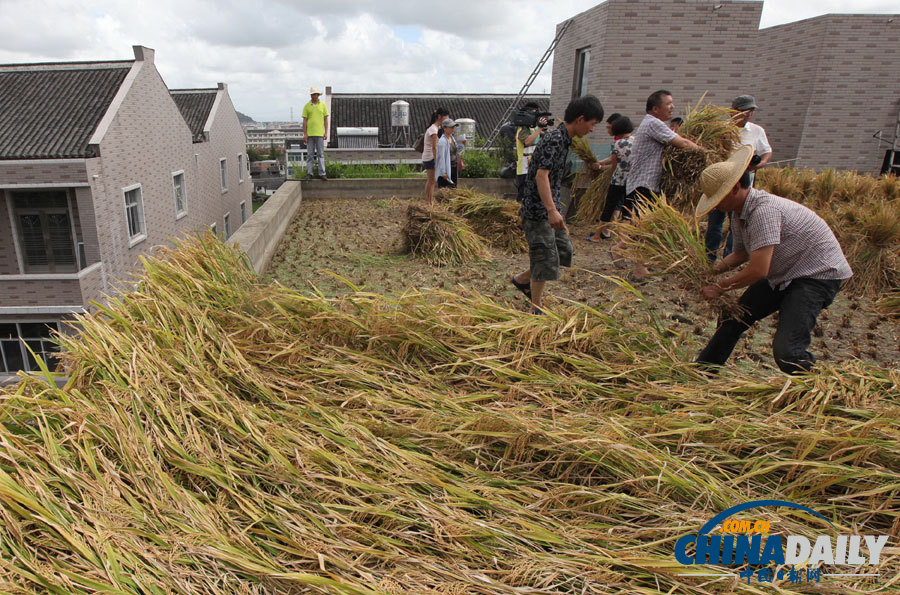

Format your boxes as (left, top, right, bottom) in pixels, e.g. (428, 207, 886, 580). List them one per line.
(302, 87, 329, 180)
(694, 146, 852, 375)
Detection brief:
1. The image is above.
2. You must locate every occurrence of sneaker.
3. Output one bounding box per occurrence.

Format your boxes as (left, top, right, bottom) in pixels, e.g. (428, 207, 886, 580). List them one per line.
(319, 174, 328, 181)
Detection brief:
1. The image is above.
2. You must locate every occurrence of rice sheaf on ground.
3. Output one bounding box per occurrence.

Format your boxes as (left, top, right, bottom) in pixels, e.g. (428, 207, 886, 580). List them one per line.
(0, 207, 896, 593)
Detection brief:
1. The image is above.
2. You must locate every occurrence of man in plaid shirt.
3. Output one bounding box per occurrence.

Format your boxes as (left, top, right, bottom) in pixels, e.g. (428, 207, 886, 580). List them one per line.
(693, 147, 852, 375)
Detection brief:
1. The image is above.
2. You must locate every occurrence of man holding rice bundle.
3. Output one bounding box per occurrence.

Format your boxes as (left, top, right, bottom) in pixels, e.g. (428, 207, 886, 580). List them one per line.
(510, 95, 605, 314)
(705, 94, 773, 262)
(619, 90, 704, 278)
(694, 146, 852, 375)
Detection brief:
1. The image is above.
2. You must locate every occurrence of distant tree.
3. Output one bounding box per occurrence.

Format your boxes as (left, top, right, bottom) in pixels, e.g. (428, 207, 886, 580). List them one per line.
(267, 144, 284, 161)
(247, 147, 266, 161)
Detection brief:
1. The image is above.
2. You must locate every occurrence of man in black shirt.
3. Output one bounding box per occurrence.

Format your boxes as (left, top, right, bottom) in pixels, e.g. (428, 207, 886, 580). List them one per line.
(510, 95, 604, 313)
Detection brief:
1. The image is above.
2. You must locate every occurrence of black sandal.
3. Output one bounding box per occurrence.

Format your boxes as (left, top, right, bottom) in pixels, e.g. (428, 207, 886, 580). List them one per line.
(510, 276, 532, 299)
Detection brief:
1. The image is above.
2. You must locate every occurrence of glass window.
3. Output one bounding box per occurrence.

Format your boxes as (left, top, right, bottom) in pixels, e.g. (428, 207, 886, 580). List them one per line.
(173, 172, 187, 217)
(11, 191, 76, 273)
(237, 154, 244, 182)
(220, 158, 227, 191)
(0, 322, 60, 373)
(123, 185, 146, 241)
(224, 213, 231, 238)
(240, 201, 246, 223)
(574, 48, 591, 98)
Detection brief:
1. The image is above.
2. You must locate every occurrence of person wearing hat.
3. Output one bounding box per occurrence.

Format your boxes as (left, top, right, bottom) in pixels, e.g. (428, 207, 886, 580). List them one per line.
(435, 119, 459, 188)
(705, 95, 773, 261)
(302, 87, 329, 180)
(694, 146, 852, 375)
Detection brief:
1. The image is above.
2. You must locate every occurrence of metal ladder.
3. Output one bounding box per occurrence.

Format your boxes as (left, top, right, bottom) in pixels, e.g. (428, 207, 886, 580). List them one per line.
(483, 19, 574, 149)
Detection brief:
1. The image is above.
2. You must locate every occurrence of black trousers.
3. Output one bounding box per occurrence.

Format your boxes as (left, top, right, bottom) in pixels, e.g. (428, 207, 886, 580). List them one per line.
(697, 277, 842, 375)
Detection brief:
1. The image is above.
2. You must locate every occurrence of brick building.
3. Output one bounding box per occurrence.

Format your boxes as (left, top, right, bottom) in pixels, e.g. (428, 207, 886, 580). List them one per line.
(0, 46, 251, 375)
(551, 0, 900, 172)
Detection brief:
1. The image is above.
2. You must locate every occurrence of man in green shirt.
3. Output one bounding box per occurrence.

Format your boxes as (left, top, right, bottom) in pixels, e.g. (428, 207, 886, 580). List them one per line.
(302, 87, 329, 180)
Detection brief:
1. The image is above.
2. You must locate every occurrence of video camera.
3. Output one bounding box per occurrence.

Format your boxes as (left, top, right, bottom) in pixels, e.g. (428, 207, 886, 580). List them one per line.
(510, 109, 554, 129)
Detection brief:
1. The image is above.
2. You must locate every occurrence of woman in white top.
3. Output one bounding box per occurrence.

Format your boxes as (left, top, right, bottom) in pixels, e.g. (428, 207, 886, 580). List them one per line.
(422, 107, 449, 205)
(435, 119, 459, 188)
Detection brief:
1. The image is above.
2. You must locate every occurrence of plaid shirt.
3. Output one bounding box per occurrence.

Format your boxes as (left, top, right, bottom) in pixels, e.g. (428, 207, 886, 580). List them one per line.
(521, 123, 572, 221)
(732, 189, 853, 289)
(626, 114, 676, 194)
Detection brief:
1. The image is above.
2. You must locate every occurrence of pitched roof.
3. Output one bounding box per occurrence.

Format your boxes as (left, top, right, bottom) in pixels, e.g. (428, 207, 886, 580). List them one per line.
(170, 89, 218, 142)
(0, 62, 132, 159)
(328, 93, 551, 147)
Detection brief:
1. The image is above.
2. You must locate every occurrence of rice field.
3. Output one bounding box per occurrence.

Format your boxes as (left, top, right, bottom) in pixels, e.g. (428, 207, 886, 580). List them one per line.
(0, 213, 897, 592)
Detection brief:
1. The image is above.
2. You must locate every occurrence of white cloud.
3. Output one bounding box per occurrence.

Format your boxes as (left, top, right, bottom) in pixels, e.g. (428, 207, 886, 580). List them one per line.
(0, 0, 896, 121)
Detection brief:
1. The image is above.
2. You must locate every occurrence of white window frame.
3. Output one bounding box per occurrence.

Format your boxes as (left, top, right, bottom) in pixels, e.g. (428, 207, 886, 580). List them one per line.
(237, 154, 244, 183)
(172, 170, 187, 220)
(210, 222, 217, 237)
(224, 212, 231, 238)
(240, 201, 247, 224)
(219, 158, 228, 193)
(122, 183, 147, 247)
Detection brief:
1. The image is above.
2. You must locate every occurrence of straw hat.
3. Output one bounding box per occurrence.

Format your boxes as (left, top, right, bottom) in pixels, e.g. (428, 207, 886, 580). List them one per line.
(695, 145, 754, 217)
(309, 86, 321, 95)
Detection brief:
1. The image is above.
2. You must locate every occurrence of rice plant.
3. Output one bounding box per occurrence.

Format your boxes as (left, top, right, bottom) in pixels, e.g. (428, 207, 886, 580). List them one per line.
(0, 235, 896, 594)
(402, 204, 492, 265)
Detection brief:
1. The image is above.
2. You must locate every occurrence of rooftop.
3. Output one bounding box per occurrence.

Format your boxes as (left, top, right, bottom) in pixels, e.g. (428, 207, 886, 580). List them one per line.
(329, 93, 550, 146)
(0, 62, 132, 159)
(170, 88, 218, 143)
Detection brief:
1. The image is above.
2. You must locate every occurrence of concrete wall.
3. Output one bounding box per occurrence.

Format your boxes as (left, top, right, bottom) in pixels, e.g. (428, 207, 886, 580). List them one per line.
(195, 86, 253, 237)
(227, 180, 302, 274)
(551, 0, 763, 149)
(758, 15, 900, 171)
(551, 0, 900, 172)
(298, 177, 516, 201)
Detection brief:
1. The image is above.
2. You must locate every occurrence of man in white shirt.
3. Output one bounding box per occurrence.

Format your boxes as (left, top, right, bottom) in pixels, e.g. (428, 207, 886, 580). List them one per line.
(705, 95, 773, 261)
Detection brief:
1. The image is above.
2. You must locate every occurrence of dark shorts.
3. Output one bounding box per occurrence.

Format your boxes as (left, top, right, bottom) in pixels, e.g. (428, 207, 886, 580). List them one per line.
(423, 159, 435, 170)
(621, 186, 656, 221)
(523, 218, 573, 282)
(600, 183, 627, 222)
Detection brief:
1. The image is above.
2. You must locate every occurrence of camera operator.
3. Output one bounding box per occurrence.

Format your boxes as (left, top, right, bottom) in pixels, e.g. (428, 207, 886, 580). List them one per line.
(515, 103, 553, 202)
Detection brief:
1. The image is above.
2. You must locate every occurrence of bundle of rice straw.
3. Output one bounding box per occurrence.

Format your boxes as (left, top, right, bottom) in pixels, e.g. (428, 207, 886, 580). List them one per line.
(570, 136, 598, 166)
(402, 204, 492, 265)
(574, 166, 613, 225)
(448, 188, 527, 253)
(842, 199, 900, 295)
(619, 193, 741, 315)
(661, 96, 741, 212)
(875, 289, 900, 317)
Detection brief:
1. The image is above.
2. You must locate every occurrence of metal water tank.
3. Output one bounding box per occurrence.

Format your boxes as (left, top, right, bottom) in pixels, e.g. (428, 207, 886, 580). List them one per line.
(390, 100, 410, 127)
(455, 118, 476, 139)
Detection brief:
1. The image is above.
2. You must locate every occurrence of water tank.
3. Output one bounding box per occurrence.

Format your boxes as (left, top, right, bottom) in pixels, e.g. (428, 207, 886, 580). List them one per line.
(391, 100, 410, 127)
(455, 118, 476, 140)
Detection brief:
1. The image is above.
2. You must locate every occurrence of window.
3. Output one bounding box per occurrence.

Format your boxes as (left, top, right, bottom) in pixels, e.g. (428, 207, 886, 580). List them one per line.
(0, 322, 61, 373)
(11, 191, 76, 273)
(574, 47, 591, 98)
(237, 154, 244, 182)
(122, 184, 146, 245)
(220, 158, 228, 191)
(240, 201, 247, 223)
(172, 171, 187, 219)
(224, 213, 231, 238)
(210, 222, 217, 237)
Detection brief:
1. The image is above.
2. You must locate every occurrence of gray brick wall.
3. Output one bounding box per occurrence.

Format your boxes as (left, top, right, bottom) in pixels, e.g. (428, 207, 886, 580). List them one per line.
(2, 49, 252, 321)
(550, 1, 900, 173)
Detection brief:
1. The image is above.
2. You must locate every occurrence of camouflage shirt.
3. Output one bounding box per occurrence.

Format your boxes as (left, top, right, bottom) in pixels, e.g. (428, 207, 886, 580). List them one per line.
(520, 123, 572, 221)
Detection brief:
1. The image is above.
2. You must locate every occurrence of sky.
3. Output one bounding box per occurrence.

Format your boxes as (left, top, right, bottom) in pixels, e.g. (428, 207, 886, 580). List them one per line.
(1, 0, 897, 122)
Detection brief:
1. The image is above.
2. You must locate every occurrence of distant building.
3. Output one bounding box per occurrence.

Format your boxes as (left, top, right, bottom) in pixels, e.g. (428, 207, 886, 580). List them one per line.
(551, 0, 900, 172)
(328, 93, 551, 148)
(0, 46, 251, 375)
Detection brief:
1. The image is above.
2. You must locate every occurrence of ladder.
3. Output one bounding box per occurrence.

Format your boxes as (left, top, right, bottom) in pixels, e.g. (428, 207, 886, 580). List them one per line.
(484, 18, 574, 149)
